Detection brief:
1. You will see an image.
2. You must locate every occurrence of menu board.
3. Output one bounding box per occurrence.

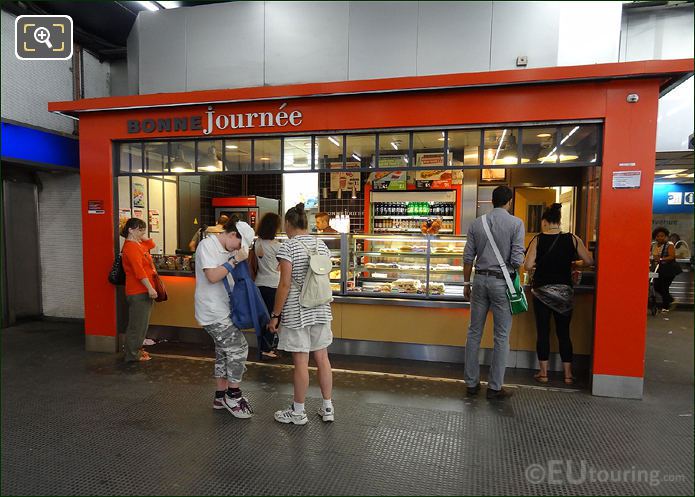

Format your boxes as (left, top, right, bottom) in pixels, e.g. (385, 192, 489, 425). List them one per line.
(415, 153, 454, 188)
(370, 155, 408, 190)
(330, 161, 361, 192)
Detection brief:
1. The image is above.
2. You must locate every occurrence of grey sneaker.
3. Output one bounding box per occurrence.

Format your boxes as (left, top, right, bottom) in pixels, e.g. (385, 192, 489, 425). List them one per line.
(274, 406, 308, 425)
(317, 406, 334, 422)
(223, 395, 253, 418)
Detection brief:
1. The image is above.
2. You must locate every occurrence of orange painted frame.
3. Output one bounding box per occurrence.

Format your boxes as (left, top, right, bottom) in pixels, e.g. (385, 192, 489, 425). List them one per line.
(51, 60, 693, 384)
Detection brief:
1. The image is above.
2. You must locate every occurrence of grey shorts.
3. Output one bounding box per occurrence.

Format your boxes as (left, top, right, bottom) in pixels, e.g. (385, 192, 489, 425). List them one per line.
(278, 323, 333, 353)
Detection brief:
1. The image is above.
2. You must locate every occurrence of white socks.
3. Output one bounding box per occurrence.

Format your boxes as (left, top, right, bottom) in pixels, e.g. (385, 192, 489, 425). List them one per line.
(322, 399, 333, 410)
(293, 401, 305, 414)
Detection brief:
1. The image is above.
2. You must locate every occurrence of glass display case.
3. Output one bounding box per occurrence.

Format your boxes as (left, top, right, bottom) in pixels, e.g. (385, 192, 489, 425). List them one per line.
(345, 233, 467, 300)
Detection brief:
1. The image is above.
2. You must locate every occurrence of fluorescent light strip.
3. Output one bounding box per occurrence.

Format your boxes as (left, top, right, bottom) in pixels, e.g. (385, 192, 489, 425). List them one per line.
(328, 136, 340, 147)
(391, 142, 398, 150)
(138, 1, 160, 11)
(492, 129, 507, 165)
(352, 153, 361, 161)
(560, 126, 580, 145)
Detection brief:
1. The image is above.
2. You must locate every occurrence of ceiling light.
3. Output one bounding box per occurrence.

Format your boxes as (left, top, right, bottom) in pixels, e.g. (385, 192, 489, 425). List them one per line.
(137, 1, 160, 11)
(157, 1, 182, 8)
(437, 137, 445, 142)
(198, 145, 223, 171)
(352, 153, 361, 161)
(560, 126, 580, 145)
(167, 146, 193, 172)
(655, 169, 686, 175)
(328, 136, 340, 147)
(391, 141, 399, 150)
(226, 144, 239, 150)
(537, 133, 552, 138)
(260, 157, 270, 161)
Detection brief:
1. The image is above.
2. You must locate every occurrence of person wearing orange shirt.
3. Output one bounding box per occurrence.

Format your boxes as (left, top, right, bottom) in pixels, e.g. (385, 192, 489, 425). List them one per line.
(121, 218, 158, 362)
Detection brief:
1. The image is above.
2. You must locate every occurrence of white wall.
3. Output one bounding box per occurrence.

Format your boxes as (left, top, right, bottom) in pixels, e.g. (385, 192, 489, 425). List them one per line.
(1, 10, 73, 133)
(657, 75, 694, 152)
(37, 172, 84, 318)
(83, 50, 110, 99)
(129, 1, 633, 93)
(620, 7, 695, 62)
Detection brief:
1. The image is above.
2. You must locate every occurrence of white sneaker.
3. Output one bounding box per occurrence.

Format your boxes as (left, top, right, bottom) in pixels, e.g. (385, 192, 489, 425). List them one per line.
(274, 406, 308, 425)
(318, 406, 334, 422)
(223, 395, 253, 419)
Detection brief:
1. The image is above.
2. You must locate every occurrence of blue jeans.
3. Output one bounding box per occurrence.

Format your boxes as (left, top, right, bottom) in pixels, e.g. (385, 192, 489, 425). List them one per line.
(464, 274, 513, 391)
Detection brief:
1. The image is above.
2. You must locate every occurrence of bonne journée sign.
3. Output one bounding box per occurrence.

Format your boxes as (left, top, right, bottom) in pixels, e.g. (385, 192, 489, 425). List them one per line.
(126, 103, 303, 135)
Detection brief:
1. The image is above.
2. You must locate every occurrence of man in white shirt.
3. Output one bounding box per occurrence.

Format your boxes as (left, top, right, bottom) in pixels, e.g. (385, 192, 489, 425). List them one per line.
(195, 218, 255, 418)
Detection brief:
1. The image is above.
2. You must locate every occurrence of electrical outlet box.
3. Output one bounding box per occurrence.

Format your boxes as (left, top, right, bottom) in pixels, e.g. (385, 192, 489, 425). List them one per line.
(516, 56, 528, 67)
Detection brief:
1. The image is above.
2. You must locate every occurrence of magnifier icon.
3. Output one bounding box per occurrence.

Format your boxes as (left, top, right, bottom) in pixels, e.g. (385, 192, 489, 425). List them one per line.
(33, 27, 53, 49)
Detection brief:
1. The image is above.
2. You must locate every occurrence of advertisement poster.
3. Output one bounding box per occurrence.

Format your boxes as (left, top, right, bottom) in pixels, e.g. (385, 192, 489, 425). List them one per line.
(132, 181, 145, 207)
(119, 208, 131, 232)
(148, 209, 160, 232)
(133, 208, 144, 220)
(330, 161, 361, 192)
(415, 153, 453, 188)
(481, 168, 506, 182)
(370, 155, 407, 190)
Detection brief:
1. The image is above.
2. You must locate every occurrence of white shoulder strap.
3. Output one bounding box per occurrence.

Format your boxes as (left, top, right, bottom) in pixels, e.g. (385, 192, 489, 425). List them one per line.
(481, 214, 516, 295)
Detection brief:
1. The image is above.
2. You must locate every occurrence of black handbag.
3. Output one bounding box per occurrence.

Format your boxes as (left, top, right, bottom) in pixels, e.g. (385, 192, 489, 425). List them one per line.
(108, 254, 126, 285)
(657, 244, 683, 280)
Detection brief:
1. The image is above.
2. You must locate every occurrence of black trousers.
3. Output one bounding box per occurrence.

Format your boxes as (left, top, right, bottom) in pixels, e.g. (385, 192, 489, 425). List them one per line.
(654, 273, 676, 308)
(533, 297, 573, 363)
(258, 286, 279, 352)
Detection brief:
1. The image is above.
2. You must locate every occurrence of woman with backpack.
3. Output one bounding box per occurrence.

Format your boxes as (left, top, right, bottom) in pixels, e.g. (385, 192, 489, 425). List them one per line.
(268, 203, 335, 425)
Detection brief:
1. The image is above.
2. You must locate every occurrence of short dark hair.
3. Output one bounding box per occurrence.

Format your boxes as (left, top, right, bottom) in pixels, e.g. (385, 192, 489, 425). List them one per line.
(256, 212, 281, 240)
(120, 218, 146, 238)
(222, 214, 242, 235)
(652, 226, 670, 239)
(285, 203, 308, 230)
(541, 203, 562, 224)
(492, 186, 513, 208)
(315, 212, 329, 220)
(669, 233, 681, 241)
(217, 214, 230, 225)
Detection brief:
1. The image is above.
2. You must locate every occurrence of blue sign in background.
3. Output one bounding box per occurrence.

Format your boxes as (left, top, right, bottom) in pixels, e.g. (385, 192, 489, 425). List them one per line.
(653, 183, 695, 214)
(1, 121, 79, 169)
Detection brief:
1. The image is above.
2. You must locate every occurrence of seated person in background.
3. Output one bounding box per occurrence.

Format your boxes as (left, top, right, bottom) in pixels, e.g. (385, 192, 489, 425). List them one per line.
(315, 212, 338, 234)
(670, 233, 691, 260)
(189, 214, 230, 251)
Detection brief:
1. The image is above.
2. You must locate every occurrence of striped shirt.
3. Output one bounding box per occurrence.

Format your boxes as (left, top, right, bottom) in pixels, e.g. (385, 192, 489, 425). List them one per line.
(276, 235, 333, 329)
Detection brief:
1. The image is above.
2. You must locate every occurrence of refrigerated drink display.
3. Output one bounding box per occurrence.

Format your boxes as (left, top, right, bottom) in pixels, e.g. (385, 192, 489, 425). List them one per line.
(371, 191, 457, 235)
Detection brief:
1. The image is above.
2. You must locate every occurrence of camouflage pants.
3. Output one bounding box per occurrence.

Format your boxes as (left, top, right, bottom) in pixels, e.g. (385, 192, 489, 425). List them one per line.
(203, 318, 248, 383)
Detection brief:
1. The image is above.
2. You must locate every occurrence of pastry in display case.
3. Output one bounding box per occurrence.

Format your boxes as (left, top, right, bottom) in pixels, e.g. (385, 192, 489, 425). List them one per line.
(347, 234, 467, 300)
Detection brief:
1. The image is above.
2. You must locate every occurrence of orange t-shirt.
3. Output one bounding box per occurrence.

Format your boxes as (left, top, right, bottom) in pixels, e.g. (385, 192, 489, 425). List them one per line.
(122, 238, 157, 296)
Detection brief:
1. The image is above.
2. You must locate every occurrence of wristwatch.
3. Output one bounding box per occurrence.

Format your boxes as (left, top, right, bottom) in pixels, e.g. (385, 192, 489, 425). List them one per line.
(270, 313, 281, 320)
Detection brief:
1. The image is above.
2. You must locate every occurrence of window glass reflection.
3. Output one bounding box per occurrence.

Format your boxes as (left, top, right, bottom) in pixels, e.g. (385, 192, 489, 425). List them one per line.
(167, 141, 195, 173)
(345, 134, 376, 168)
(224, 139, 252, 172)
(448, 130, 480, 166)
(378, 132, 410, 167)
(483, 129, 525, 166)
(253, 138, 281, 171)
(283, 137, 312, 171)
(197, 140, 224, 172)
(315, 135, 344, 169)
(521, 127, 557, 165)
(414, 131, 445, 166)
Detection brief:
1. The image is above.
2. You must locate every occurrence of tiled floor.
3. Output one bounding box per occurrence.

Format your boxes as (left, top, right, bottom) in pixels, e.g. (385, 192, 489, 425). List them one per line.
(1, 311, 692, 495)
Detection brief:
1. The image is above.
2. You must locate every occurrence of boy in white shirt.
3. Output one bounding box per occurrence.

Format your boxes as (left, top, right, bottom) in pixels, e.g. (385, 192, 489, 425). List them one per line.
(195, 218, 256, 418)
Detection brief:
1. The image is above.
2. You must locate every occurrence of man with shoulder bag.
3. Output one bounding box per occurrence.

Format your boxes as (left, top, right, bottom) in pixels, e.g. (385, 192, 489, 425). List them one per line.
(462, 186, 526, 400)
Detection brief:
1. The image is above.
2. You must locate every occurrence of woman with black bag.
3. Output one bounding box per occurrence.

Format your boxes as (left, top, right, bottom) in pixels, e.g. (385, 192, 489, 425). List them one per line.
(651, 227, 681, 312)
(524, 204, 594, 385)
(120, 218, 162, 362)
